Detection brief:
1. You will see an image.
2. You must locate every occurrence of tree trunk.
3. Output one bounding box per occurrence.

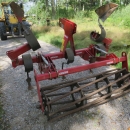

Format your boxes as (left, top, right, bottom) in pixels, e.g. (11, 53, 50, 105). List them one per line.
(78, 0, 81, 11)
(124, 0, 129, 5)
(82, 3, 84, 11)
(66, 0, 68, 10)
(56, 0, 57, 11)
(74, 0, 76, 12)
(120, 0, 121, 6)
(45, 0, 49, 12)
(100, 0, 102, 6)
(51, 0, 55, 19)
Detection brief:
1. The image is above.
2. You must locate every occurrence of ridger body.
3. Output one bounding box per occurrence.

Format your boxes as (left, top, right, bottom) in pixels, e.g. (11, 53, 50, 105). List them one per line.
(6, 2, 130, 121)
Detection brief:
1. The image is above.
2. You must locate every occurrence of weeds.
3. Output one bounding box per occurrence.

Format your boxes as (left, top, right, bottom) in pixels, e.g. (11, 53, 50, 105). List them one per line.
(108, 4, 130, 28)
(32, 5, 130, 69)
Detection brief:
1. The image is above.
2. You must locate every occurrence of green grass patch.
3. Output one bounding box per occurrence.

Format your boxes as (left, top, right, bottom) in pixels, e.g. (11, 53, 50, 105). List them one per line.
(107, 4, 130, 28)
(32, 24, 64, 47)
(32, 14, 130, 69)
(110, 46, 130, 69)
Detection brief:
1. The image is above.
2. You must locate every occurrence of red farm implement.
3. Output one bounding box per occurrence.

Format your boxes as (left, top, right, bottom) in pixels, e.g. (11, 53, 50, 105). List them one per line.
(6, 2, 130, 121)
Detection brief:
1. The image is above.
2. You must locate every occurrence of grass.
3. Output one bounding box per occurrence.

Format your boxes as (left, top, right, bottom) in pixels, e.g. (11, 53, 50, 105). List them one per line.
(108, 4, 130, 28)
(32, 6, 130, 69)
(32, 17, 97, 47)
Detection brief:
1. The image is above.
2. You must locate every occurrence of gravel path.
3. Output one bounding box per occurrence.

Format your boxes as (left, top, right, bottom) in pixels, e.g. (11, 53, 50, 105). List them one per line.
(0, 37, 130, 130)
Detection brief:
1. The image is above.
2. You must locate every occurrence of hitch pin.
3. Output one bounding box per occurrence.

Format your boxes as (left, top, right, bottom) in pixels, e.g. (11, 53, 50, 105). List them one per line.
(94, 46, 108, 54)
(41, 55, 49, 66)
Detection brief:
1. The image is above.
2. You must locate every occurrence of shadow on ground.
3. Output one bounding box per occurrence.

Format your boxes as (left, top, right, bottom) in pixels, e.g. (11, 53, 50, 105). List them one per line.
(0, 37, 130, 130)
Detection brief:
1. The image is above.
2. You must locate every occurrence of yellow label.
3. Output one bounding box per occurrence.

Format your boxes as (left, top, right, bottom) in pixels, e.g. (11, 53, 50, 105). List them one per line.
(60, 39, 64, 51)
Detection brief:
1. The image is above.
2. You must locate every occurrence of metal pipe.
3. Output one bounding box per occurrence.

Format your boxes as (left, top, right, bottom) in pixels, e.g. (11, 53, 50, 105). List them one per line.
(94, 46, 108, 54)
(41, 55, 49, 66)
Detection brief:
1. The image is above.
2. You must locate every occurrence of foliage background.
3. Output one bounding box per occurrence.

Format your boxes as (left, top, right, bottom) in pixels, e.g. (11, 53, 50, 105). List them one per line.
(0, 0, 130, 68)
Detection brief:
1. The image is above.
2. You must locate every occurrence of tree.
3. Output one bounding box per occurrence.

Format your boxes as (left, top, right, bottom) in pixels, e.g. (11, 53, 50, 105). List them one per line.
(100, 0, 102, 6)
(51, 0, 56, 19)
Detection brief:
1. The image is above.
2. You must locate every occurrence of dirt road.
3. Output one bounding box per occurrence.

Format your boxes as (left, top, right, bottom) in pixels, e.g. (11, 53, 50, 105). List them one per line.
(0, 37, 130, 130)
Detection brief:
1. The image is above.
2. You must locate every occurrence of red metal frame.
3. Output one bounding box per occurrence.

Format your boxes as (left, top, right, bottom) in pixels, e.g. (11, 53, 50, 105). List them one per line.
(59, 18, 76, 54)
(6, 18, 129, 112)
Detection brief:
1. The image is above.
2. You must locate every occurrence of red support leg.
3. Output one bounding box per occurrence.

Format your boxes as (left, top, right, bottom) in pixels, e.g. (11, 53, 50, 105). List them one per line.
(34, 70, 44, 112)
(122, 52, 128, 70)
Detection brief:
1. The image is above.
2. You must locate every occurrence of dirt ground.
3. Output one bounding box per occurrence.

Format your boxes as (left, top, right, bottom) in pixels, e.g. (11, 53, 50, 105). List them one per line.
(0, 37, 130, 130)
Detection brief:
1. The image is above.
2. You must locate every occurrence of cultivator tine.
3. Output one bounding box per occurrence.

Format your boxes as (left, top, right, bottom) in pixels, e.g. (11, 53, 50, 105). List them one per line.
(26, 72, 33, 90)
(95, 3, 118, 22)
(10, 1, 24, 21)
(10, 2, 41, 51)
(37, 68, 130, 121)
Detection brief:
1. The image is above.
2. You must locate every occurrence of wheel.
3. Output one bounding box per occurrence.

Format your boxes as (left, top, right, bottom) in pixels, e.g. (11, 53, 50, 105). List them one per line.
(22, 53, 33, 72)
(1, 32, 7, 40)
(0, 23, 7, 41)
(65, 48, 74, 64)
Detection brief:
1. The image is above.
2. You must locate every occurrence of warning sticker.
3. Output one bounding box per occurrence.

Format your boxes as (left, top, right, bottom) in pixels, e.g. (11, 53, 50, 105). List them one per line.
(107, 61, 113, 65)
(59, 71, 68, 76)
